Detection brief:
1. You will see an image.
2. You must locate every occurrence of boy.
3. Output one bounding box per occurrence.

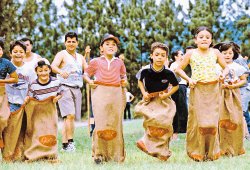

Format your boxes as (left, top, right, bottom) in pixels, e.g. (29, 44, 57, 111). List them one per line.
(23, 59, 62, 162)
(0, 39, 18, 149)
(135, 42, 179, 161)
(6, 40, 33, 112)
(84, 34, 127, 163)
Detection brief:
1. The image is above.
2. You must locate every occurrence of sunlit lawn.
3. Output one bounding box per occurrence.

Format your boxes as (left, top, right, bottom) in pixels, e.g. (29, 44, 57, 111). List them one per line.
(1, 119, 250, 170)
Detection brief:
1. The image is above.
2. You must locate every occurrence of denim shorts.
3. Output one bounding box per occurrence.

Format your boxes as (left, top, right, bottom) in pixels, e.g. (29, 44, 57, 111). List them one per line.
(9, 103, 22, 112)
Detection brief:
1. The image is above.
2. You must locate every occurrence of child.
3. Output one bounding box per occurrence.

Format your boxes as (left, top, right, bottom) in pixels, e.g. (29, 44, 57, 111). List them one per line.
(175, 26, 228, 161)
(214, 42, 246, 156)
(84, 34, 127, 164)
(5, 40, 33, 112)
(135, 42, 179, 161)
(0, 39, 18, 149)
(23, 59, 62, 162)
(169, 50, 188, 140)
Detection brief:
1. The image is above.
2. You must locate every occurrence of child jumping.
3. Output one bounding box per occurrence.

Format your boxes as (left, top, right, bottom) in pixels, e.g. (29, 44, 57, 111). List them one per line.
(84, 34, 127, 164)
(0, 39, 18, 149)
(23, 59, 62, 162)
(135, 42, 179, 161)
(214, 42, 246, 156)
(175, 26, 228, 161)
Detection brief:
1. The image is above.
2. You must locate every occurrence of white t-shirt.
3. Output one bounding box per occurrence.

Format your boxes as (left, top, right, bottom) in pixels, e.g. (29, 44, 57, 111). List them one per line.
(217, 62, 247, 82)
(170, 62, 187, 85)
(126, 92, 133, 103)
(24, 53, 41, 82)
(6, 63, 33, 104)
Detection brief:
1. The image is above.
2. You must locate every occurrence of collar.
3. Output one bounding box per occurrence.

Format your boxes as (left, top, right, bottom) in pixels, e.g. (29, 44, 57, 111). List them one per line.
(151, 64, 165, 73)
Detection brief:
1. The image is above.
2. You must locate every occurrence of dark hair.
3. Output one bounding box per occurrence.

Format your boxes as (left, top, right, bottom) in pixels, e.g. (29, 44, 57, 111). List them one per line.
(35, 60, 51, 72)
(65, 32, 78, 42)
(213, 42, 240, 60)
(20, 37, 33, 45)
(185, 46, 195, 53)
(10, 40, 27, 53)
(194, 26, 213, 39)
(0, 39, 4, 50)
(150, 42, 169, 55)
(171, 50, 181, 61)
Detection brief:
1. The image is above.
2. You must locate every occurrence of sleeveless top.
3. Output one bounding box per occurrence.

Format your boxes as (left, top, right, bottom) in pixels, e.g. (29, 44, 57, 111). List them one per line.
(57, 50, 83, 88)
(190, 49, 218, 82)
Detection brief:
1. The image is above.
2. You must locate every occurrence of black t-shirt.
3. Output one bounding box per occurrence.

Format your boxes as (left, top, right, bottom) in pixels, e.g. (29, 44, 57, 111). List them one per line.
(137, 65, 178, 93)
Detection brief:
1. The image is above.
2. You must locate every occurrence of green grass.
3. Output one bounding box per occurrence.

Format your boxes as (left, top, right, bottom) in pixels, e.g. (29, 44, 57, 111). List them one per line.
(1, 119, 250, 170)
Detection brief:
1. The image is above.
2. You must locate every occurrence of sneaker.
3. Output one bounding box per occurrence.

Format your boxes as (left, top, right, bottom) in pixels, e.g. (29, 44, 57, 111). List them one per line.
(67, 142, 76, 152)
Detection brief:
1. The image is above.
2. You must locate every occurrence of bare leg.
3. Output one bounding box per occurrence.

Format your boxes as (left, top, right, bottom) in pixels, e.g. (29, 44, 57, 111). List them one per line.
(62, 118, 68, 143)
(66, 114, 75, 140)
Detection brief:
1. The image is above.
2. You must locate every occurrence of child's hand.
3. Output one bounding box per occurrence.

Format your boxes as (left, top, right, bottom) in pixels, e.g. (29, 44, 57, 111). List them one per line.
(53, 95, 62, 103)
(24, 96, 30, 104)
(159, 92, 169, 100)
(121, 80, 127, 87)
(227, 84, 236, 89)
(89, 80, 98, 89)
(188, 78, 196, 88)
(143, 92, 150, 102)
(221, 84, 228, 89)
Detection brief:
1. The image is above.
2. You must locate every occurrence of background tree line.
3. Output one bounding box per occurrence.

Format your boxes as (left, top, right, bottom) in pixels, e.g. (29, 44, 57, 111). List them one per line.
(0, 0, 249, 114)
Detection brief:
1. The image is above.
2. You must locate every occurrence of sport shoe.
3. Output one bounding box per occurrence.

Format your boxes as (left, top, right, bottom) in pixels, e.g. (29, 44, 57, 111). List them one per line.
(67, 142, 76, 152)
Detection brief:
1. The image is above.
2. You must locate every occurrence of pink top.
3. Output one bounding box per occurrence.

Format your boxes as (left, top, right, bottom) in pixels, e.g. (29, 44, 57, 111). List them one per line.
(84, 56, 127, 86)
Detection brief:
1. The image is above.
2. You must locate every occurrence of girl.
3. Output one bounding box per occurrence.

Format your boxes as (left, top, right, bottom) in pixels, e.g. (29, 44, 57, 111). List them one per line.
(214, 42, 246, 156)
(135, 42, 179, 161)
(175, 26, 228, 161)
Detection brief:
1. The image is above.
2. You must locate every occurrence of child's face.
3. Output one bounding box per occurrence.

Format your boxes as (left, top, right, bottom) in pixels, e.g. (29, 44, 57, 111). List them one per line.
(11, 45, 26, 63)
(175, 51, 184, 61)
(0, 47, 3, 58)
(195, 30, 212, 50)
(65, 37, 78, 51)
(221, 47, 234, 63)
(101, 39, 118, 56)
(151, 48, 167, 67)
(36, 65, 51, 82)
(23, 41, 32, 53)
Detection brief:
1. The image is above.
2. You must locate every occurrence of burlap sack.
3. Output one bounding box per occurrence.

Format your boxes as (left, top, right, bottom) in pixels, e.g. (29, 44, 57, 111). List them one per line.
(0, 85, 11, 148)
(91, 85, 125, 163)
(186, 82, 220, 161)
(219, 88, 245, 156)
(134, 97, 176, 160)
(24, 97, 58, 162)
(2, 106, 25, 161)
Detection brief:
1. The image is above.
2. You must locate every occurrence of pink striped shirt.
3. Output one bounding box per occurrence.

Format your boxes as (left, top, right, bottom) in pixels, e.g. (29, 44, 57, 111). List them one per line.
(84, 56, 126, 86)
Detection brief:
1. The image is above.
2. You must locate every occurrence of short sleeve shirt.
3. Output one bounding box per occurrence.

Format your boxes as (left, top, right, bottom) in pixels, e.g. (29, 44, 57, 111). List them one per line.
(137, 65, 178, 93)
(0, 58, 16, 79)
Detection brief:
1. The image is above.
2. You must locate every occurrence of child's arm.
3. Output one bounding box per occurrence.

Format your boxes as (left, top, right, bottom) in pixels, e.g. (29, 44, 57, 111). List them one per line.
(53, 94, 62, 103)
(0, 71, 18, 84)
(175, 51, 196, 87)
(159, 85, 179, 100)
(138, 80, 150, 102)
(226, 74, 247, 89)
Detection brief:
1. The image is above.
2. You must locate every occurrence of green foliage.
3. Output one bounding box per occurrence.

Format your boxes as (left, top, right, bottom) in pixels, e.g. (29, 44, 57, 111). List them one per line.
(1, 0, 250, 112)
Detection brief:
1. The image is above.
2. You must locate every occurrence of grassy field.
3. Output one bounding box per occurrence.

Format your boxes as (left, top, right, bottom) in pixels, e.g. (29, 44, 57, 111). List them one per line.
(1, 119, 250, 170)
